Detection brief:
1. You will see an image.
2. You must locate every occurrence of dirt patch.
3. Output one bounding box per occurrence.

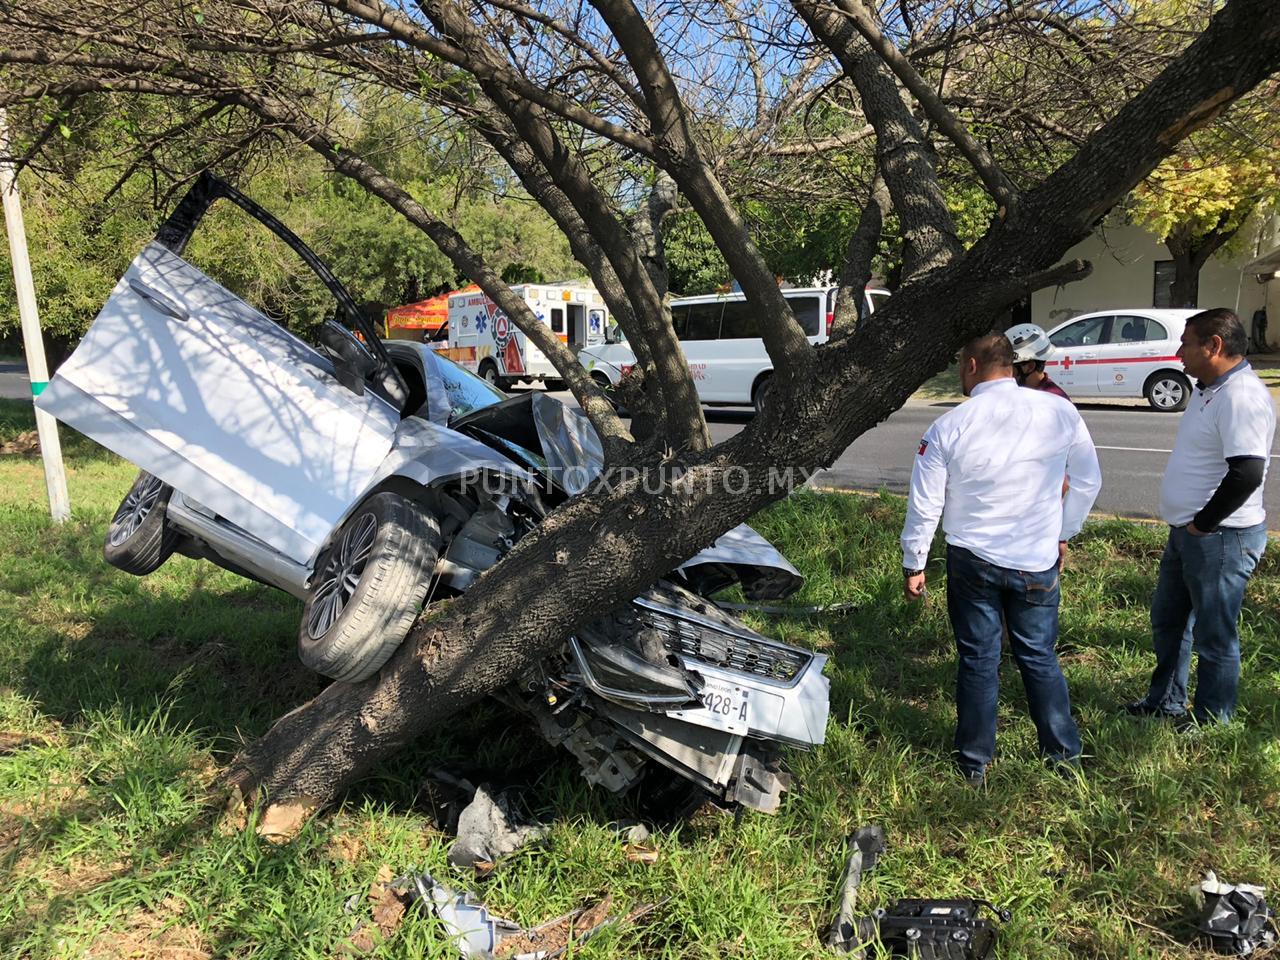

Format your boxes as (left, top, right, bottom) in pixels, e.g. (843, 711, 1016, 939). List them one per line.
(0, 730, 50, 753)
(495, 895, 614, 958)
(85, 904, 209, 960)
(327, 832, 364, 863)
(0, 430, 39, 455)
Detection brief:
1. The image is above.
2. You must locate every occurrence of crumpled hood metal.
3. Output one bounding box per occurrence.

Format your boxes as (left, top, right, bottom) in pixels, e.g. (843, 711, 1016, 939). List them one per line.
(434, 365, 803, 600)
(529, 392, 604, 495)
(678, 524, 804, 600)
(529, 397, 803, 600)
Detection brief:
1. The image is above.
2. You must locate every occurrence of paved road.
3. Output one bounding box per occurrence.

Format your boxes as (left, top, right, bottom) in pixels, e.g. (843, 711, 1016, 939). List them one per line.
(693, 398, 1280, 524)
(0, 361, 30, 400)
(6, 358, 1278, 523)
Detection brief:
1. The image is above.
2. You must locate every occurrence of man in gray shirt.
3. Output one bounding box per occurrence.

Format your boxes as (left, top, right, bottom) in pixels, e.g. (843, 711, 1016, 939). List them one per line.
(1125, 308, 1275, 725)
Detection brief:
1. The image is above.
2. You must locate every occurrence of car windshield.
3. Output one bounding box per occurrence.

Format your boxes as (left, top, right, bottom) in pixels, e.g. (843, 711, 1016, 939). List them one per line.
(432, 352, 507, 417)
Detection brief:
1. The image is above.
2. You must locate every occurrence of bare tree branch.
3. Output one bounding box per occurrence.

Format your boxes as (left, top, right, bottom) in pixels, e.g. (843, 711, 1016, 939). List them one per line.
(317, 0, 658, 157)
(830, 172, 888, 339)
(589, 0, 816, 393)
(795, 0, 963, 278)
(830, 0, 1017, 209)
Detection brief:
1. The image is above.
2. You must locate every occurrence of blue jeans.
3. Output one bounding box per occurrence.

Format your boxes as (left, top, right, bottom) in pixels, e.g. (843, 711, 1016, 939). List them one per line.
(946, 545, 1081, 775)
(1140, 523, 1268, 723)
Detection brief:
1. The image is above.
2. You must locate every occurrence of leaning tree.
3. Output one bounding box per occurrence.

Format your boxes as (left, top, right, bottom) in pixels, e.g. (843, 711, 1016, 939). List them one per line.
(1, 0, 1277, 819)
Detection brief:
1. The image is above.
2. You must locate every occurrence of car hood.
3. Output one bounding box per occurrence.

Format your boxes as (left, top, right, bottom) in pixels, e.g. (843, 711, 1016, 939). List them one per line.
(578, 343, 637, 375)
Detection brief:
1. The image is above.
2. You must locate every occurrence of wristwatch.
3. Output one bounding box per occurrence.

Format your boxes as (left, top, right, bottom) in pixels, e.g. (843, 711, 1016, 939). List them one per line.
(903, 566, 925, 577)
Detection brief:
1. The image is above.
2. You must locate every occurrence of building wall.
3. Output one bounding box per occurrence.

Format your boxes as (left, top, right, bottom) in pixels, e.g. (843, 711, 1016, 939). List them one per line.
(1030, 221, 1270, 330)
(1267, 278, 1280, 348)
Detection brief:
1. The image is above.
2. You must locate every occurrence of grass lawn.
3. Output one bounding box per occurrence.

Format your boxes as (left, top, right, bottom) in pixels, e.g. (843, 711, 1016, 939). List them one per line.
(1, 398, 1278, 959)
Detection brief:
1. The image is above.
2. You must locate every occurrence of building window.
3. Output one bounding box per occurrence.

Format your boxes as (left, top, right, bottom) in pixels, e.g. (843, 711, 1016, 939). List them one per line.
(1153, 260, 1177, 308)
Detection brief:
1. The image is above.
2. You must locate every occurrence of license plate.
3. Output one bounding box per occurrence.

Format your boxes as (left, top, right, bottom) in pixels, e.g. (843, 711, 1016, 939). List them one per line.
(671, 679, 751, 735)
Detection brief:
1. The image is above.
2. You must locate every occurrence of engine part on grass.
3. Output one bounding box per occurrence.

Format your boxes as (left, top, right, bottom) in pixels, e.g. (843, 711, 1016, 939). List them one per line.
(824, 825, 888, 953)
(446, 785, 549, 871)
(1195, 871, 1277, 956)
(871, 899, 1009, 960)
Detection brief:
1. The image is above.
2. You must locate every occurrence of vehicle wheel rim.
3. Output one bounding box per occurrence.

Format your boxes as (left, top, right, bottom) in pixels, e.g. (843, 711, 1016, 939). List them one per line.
(754, 382, 770, 414)
(306, 512, 378, 640)
(109, 474, 164, 546)
(484, 368, 497, 384)
(1152, 379, 1184, 408)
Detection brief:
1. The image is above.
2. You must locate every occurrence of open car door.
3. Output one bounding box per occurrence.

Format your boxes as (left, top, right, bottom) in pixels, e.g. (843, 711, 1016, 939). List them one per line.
(36, 176, 406, 564)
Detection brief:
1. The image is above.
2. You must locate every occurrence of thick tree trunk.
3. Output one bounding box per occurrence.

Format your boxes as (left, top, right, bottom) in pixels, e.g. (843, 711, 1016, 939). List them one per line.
(1168, 250, 1201, 308)
(1164, 217, 1242, 309)
(224, 0, 1280, 812)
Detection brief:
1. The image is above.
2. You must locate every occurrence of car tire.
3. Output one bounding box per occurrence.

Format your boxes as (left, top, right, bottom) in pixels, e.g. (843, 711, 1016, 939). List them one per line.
(479, 360, 510, 392)
(1144, 370, 1191, 412)
(752, 375, 772, 417)
(104, 470, 179, 575)
(298, 492, 442, 683)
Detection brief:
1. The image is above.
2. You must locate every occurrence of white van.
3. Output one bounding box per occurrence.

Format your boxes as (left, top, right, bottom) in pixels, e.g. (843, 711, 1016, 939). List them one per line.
(440, 284, 610, 389)
(1044, 308, 1199, 410)
(578, 286, 890, 412)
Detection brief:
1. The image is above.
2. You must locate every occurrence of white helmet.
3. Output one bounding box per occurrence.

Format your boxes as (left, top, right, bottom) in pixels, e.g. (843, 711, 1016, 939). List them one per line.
(1005, 323, 1053, 364)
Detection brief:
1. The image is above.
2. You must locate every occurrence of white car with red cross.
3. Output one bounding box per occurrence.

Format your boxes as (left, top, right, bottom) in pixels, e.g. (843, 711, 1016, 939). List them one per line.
(439, 283, 610, 391)
(1044, 308, 1201, 411)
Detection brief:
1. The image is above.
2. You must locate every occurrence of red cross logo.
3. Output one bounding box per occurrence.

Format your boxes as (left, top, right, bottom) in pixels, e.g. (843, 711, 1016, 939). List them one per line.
(1061, 355, 1074, 370)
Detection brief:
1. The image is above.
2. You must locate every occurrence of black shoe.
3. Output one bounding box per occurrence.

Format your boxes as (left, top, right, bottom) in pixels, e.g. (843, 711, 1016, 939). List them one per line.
(959, 768, 986, 787)
(1173, 712, 1210, 733)
(1123, 700, 1185, 719)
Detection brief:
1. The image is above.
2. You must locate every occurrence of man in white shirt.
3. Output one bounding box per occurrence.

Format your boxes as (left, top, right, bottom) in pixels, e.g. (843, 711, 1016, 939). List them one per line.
(1124, 308, 1274, 725)
(901, 333, 1102, 783)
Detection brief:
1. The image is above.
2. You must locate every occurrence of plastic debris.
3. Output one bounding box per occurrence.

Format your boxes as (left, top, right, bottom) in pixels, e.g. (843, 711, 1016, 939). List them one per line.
(1196, 871, 1277, 956)
(408, 873, 523, 955)
(447, 784, 549, 870)
(403, 873, 664, 959)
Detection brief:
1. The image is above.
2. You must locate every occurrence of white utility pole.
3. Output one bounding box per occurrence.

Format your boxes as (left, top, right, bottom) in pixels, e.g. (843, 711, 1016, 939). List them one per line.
(0, 109, 71, 522)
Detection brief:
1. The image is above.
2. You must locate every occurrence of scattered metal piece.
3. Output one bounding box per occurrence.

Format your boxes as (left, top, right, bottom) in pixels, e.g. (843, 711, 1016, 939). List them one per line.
(871, 899, 1008, 959)
(824, 825, 887, 954)
(1196, 871, 1277, 956)
(447, 784, 549, 870)
(714, 600, 861, 616)
(408, 873, 523, 956)
(404, 872, 665, 959)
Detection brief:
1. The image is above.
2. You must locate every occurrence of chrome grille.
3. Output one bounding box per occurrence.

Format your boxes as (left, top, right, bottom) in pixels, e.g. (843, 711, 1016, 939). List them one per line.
(634, 602, 809, 682)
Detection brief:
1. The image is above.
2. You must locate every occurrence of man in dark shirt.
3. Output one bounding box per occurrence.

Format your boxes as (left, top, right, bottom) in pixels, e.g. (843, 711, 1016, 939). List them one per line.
(1006, 324, 1070, 401)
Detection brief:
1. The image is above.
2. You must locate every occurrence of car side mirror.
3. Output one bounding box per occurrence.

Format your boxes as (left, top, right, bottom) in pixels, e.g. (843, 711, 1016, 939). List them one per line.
(319, 320, 376, 395)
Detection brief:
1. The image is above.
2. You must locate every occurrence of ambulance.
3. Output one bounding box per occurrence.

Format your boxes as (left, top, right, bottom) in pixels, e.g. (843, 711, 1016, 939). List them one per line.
(438, 283, 610, 389)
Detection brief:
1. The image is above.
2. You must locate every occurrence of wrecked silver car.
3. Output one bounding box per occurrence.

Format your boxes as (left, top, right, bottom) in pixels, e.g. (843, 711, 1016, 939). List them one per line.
(36, 173, 829, 812)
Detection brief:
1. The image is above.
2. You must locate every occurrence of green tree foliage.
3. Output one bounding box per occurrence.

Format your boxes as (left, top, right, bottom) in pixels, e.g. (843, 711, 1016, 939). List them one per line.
(1, 101, 580, 346)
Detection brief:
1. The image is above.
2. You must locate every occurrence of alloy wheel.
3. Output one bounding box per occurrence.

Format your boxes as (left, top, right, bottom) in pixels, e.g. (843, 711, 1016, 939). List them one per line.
(108, 474, 164, 546)
(306, 512, 378, 639)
